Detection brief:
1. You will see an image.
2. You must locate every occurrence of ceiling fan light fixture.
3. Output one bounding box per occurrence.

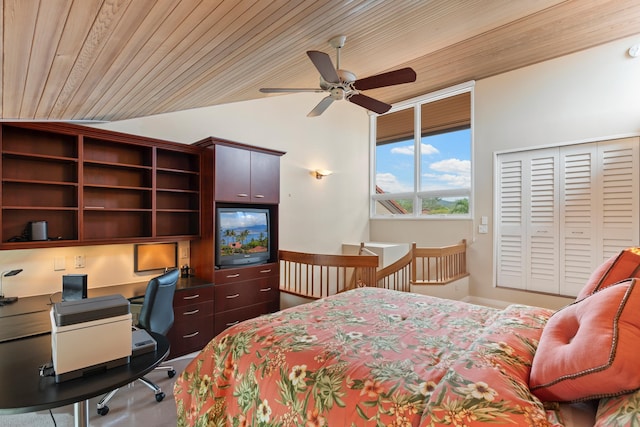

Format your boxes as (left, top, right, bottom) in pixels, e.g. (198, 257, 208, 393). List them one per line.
(329, 88, 345, 100)
(258, 36, 416, 117)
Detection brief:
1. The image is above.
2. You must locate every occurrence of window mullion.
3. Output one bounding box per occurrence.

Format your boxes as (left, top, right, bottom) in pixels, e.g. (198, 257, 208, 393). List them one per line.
(414, 105, 421, 217)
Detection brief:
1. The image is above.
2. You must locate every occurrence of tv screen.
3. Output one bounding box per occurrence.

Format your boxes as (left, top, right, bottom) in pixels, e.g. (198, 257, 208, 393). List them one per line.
(134, 242, 178, 272)
(216, 207, 270, 267)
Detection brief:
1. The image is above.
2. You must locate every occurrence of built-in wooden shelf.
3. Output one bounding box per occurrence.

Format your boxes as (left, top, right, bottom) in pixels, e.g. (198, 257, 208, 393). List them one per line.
(0, 122, 201, 248)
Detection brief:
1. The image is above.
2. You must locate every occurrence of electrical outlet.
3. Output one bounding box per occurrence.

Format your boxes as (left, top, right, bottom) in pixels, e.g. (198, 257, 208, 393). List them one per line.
(74, 255, 85, 268)
(180, 247, 189, 259)
(54, 257, 66, 271)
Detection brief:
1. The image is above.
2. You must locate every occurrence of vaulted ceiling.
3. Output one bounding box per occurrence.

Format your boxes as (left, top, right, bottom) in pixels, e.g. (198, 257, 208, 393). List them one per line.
(2, 0, 639, 122)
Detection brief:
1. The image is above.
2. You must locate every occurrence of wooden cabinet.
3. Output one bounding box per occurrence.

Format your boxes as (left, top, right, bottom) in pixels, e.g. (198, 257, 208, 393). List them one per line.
(82, 137, 153, 240)
(1, 125, 79, 243)
(213, 143, 281, 203)
(166, 284, 214, 358)
(156, 148, 200, 237)
(0, 122, 201, 248)
(213, 263, 279, 336)
(191, 137, 284, 334)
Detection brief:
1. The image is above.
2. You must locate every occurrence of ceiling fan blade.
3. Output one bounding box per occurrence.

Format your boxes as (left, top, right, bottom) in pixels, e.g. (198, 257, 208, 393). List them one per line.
(353, 67, 417, 91)
(260, 88, 324, 93)
(307, 96, 335, 117)
(307, 50, 340, 84)
(348, 93, 392, 114)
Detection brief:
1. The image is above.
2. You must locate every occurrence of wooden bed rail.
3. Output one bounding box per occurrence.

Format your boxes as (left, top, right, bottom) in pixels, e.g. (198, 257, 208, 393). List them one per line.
(278, 249, 378, 299)
(279, 240, 467, 299)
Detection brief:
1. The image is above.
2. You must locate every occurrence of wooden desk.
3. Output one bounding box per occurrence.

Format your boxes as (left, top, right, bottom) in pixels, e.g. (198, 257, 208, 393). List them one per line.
(0, 331, 169, 427)
(0, 276, 212, 343)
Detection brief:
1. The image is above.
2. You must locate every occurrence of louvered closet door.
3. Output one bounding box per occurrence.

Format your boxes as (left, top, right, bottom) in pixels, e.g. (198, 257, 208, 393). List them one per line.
(497, 137, 639, 297)
(559, 144, 597, 296)
(496, 148, 560, 293)
(496, 153, 526, 289)
(527, 149, 559, 294)
(599, 138, 639, 258)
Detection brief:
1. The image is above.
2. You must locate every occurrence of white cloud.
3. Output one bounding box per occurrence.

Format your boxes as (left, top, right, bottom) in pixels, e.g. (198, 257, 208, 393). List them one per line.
(423, 172, 471, 188)
(420, 143, 439, 155)
(391, 143, 439, 156)
(391, 145, 414, 155)
(429, 158, 470, 174)
(376, 172, 412, 193)
(423, 158, 471, 188)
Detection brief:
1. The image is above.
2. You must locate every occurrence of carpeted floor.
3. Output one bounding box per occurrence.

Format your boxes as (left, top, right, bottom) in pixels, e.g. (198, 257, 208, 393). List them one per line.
(0, 354, 194, 427)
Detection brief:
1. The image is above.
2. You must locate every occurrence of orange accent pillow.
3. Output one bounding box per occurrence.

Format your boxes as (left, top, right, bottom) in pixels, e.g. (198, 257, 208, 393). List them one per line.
(576, 248, 640, 300)
(530, 278, 640, 402)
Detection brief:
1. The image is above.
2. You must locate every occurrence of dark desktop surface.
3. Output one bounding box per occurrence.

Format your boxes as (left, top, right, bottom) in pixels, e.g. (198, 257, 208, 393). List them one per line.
(0, 276, 211, 343)
(0, 331, 169, 415)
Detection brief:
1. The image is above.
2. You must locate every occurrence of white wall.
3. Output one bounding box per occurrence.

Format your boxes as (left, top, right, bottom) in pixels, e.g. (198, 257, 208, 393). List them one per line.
(96, 92, 371, 254)
(4, 36, 639, 308)
(370, 35, 640, 309)
(0, 93, 370, 298)
(0, 242, 191, 298)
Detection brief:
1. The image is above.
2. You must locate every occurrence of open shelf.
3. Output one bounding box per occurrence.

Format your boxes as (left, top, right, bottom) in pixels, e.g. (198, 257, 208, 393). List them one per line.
(0, 122, 201, 247)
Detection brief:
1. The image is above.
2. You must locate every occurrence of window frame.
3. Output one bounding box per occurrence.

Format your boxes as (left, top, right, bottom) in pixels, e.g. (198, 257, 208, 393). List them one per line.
(369, 81, 475, 219)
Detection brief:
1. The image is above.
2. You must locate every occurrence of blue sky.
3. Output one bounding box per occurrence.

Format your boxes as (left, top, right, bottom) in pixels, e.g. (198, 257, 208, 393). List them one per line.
(219, 211, 267, 229)
(376, 128, 471, 193)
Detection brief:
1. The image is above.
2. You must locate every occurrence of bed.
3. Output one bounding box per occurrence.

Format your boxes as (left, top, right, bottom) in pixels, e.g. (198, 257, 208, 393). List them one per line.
(174, 249, 640, 426)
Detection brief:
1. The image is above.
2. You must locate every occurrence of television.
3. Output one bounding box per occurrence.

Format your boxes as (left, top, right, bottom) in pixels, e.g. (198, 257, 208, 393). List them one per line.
(216, 207, 270, 268)
(134, 242, 178, 272)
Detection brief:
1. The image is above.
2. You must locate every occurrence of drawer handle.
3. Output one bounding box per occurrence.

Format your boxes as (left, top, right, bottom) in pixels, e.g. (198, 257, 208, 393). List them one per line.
(226, 274, 241, 278)
(254, 194, 265, 198)
(237, 193, 249, 198)
(226, 320, 240, 327)
(259, 287, 271, 292)
(183, 294, 200, 300)
(259, 269, 272, 274)
(183, 331, 199, 338)
(183, 309, 200, 315)
(226, 293, 240, 299)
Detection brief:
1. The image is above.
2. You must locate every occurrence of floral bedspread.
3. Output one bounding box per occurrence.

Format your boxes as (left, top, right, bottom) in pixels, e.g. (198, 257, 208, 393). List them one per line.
(174, 287, 560, 426)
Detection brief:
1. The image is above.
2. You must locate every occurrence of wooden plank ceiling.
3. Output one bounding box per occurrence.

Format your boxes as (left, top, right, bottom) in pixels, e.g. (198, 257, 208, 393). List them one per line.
(1, 0, 639, 122)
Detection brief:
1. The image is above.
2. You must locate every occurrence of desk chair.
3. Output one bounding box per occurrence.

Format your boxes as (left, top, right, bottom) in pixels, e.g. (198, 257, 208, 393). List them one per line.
(96, 268, 179, 416)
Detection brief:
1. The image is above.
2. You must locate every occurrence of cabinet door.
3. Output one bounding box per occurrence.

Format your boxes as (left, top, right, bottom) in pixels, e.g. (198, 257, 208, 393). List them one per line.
(214, 145, 251, 202)
(250, 151, 280, 203)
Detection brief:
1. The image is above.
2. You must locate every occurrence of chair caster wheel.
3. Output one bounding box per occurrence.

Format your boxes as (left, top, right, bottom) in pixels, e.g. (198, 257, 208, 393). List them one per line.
(168, 369, 176, 378)
(97, 406, 109, 416)
(155, 392, 165, 402)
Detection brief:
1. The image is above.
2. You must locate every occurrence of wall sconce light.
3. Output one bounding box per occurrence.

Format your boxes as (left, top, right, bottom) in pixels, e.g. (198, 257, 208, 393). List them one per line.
(313, 169, 333, 180)
(0, 269, 22, 305)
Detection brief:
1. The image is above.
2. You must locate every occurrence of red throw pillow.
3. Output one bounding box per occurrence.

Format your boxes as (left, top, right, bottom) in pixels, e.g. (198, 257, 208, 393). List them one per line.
(530, 278, 640, 402)
(576, 248, 640, 300)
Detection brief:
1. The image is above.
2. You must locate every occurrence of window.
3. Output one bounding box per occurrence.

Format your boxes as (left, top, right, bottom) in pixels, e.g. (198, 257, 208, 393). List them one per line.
(371, 83, 473, 218)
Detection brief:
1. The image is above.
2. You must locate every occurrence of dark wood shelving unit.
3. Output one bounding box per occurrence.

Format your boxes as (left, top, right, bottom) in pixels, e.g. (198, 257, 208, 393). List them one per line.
(0, 122, 201, 249)
(191, 137, 284, 337)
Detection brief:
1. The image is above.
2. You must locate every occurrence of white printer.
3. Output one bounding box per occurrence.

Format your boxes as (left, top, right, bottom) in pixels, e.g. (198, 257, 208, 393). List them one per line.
(50, 294, 132, 383)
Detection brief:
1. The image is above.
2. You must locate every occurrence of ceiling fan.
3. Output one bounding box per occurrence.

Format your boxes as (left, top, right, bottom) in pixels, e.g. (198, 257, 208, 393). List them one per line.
(259, 36, 417, 117)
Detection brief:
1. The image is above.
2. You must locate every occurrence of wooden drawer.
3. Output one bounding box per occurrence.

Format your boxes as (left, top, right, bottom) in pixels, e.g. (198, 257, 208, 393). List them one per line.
(168, 285, 215, 357)
(167, 313, 214, 357)
(215, 263, 278, 284)
(173, 285, 214, 308)
(214, 276, 278, 312)
(174, 299, 212, 321)
(214, 301, 277, 336)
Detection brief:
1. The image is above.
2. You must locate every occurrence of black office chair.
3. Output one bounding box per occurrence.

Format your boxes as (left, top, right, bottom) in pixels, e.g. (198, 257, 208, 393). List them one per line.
(96, 268, 179, 416)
